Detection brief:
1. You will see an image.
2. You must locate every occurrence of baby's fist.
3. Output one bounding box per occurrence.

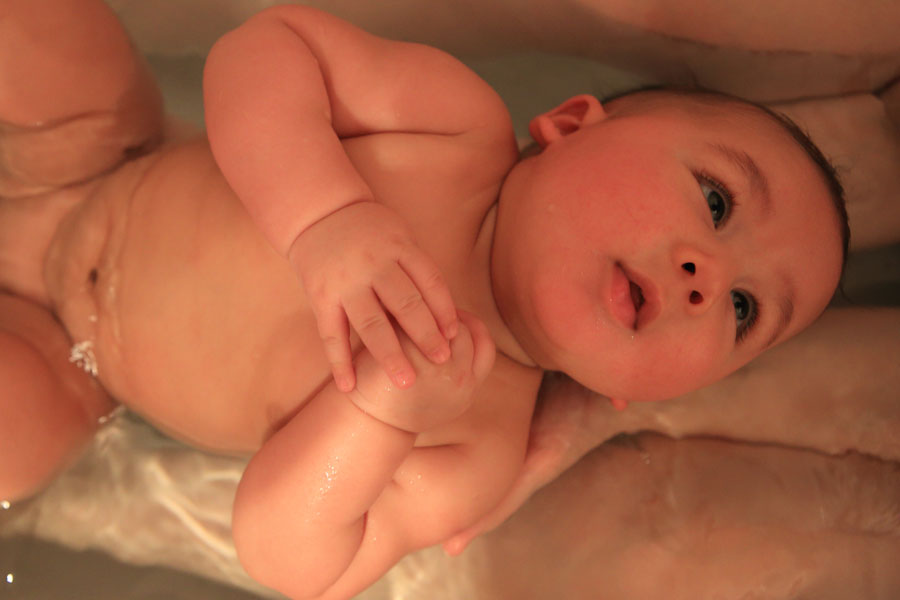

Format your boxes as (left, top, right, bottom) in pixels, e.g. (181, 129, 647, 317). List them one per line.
(349, 311, 494, 432)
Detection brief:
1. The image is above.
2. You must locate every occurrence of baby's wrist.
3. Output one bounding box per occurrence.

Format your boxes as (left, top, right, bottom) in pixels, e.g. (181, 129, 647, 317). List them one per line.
(286, 199, 377, 257)
(345, 352, 416, 432)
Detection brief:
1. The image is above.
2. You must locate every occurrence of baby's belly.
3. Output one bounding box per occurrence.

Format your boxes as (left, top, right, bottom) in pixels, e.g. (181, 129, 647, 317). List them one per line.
(49, 139, 330, 452)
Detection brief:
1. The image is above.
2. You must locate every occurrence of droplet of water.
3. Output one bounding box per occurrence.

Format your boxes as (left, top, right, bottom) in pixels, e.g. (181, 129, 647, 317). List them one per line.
(5, 573, 13, 584)
(0, 500, 10, 510)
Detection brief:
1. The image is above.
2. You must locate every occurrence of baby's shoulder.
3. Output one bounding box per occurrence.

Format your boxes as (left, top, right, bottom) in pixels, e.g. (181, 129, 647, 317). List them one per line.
(345, 97, 518, 192)
(338, 125, 516, 258)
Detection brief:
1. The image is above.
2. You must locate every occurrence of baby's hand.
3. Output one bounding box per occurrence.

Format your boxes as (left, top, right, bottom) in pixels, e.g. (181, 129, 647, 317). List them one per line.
(288, 202, 458, 392)
(349, 310, 495, 433)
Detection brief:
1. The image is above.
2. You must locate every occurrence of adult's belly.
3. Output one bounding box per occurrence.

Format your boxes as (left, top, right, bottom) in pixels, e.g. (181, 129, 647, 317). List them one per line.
(98, 140, 329, 452)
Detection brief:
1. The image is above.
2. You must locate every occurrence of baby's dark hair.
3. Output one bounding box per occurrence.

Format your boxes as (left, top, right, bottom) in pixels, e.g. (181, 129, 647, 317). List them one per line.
(603, 85, 851, 272)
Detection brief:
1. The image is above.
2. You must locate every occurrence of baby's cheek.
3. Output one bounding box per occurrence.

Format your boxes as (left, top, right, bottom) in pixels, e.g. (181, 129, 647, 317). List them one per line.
(532, 276, 601, 352)
(626, 331, 727, 402)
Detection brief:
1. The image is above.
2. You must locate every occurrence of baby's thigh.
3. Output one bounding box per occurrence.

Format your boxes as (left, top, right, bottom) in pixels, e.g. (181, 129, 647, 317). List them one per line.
(1, 0, 164, 197)
(0, 293, 115, 502)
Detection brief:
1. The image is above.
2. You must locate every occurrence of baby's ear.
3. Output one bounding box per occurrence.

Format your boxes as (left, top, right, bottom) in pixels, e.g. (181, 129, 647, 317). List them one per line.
(528, 94, 607, 148)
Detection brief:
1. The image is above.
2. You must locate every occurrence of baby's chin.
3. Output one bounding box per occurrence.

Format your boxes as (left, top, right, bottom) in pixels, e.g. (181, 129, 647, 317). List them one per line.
(611, 363, 751, 405)
(553, 338, 743, 405)
(573, 371, 719, 406)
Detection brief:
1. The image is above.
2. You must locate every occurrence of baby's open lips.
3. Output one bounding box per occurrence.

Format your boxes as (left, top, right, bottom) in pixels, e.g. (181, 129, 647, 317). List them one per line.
(620, 265, 660, 330)
(629, 281, 645, 314)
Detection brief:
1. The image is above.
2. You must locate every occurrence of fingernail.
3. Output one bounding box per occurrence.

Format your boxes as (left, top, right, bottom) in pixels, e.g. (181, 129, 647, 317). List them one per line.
(336, 373, 354, 392)
(444, 321, 458, 339)
(432, 344, 451, 363)
(392, 370, 414, 389)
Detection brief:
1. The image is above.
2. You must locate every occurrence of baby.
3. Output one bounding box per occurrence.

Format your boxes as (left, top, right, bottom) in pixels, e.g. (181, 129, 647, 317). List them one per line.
(0, 2, 847, 599)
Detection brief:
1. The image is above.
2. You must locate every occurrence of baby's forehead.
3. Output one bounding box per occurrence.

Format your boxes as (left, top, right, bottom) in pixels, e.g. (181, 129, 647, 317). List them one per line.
(609, 90, 846, 245)
(606, 90, 784, 137)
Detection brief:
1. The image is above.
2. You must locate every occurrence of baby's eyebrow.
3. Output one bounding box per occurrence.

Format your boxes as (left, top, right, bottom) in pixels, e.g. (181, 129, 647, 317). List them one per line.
(709, 143, 772, 215)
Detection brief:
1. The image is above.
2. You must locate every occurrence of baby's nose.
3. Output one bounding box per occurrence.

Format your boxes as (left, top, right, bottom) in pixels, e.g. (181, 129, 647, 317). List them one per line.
(678, 258, 731, 314)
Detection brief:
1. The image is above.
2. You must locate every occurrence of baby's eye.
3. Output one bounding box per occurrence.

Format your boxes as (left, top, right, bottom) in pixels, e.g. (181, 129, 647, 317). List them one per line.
(731, 290, 758, 342)
(698, 177, 732, 228)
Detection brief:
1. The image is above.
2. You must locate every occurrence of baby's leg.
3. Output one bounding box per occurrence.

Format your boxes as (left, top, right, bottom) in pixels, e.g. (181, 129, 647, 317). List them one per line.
(772, 91, 900, 249)
(0, 0, 164, 197)
(0, 293, 115, 503)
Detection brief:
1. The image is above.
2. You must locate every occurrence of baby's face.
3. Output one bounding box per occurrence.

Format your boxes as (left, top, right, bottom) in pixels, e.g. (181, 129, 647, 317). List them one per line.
(492, 93, 843, 402)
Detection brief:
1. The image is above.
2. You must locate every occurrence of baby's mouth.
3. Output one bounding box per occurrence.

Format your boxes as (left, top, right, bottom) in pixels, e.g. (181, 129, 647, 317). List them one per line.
(629, 281, 645, 316)
(618, 263, 660, 330)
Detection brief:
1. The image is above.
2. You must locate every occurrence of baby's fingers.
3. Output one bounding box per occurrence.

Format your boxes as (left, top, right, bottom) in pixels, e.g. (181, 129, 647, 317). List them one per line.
(455, 309, 495, 381)
(399, 250, 458, 340)
(344, 290, 415, 389)
(373, 268, 451, 366)
(315, 305, 356, 392)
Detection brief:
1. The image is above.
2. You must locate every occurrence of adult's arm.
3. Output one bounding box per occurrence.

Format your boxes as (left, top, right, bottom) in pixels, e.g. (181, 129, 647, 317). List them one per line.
(445, 307, 900, 552)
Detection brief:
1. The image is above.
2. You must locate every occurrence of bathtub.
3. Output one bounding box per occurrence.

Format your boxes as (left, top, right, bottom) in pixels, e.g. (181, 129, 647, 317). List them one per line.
(2, 1, 898, 598)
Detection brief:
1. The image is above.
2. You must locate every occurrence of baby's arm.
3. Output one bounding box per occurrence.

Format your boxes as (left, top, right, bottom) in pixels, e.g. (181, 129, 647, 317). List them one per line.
(0, 293, 115, 502)
(233, 313, 528, 599)
(204, 7, 511, 391)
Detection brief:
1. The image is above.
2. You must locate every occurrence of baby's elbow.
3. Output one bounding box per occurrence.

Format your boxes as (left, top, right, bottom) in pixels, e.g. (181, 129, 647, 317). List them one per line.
(232, 492, 357, 599)
(233, 520, 317, 598)
(232, 506, 283, 595)
(233, 522, 336, 599)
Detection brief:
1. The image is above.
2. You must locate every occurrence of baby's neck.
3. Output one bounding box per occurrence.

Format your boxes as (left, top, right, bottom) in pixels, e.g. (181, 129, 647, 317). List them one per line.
(463, 204, 536, 369)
